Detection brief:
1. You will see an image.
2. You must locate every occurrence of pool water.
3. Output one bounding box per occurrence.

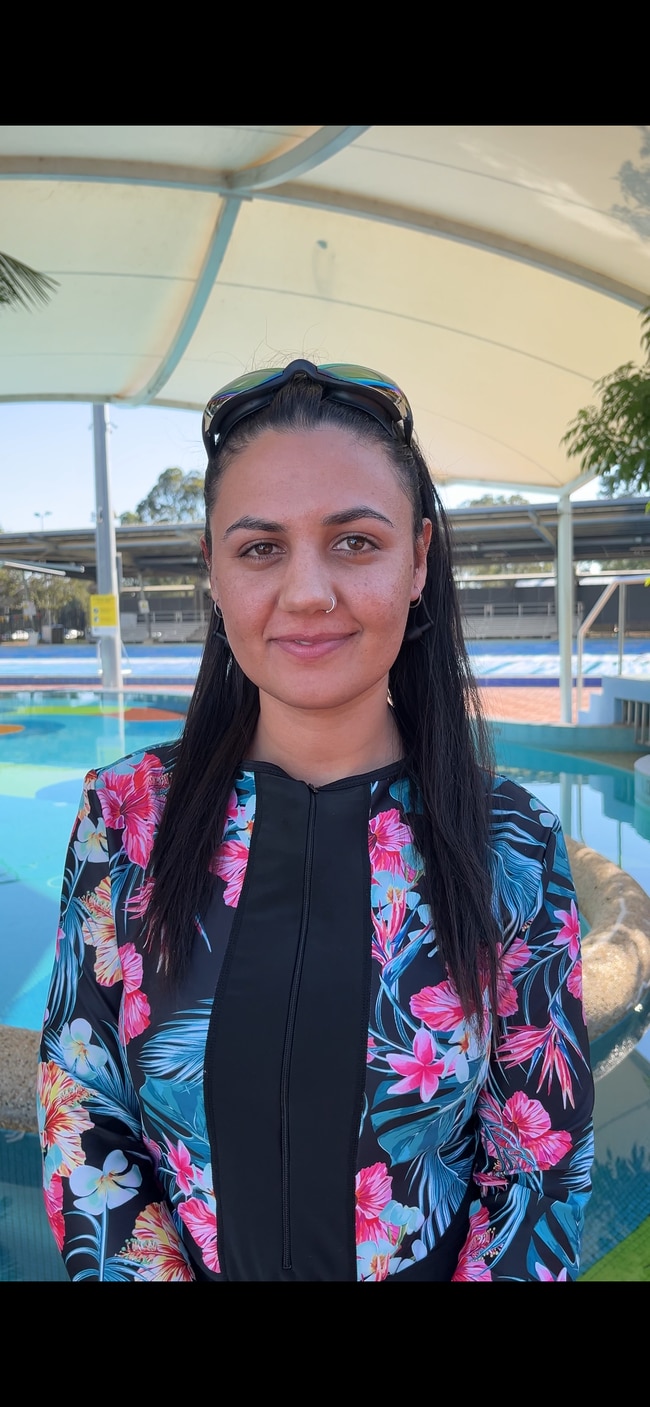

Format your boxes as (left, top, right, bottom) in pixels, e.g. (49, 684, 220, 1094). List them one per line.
(1, 689, 650, 1280)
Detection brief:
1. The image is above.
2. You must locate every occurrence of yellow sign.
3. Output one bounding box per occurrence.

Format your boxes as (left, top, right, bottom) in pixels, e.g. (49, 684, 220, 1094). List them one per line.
(90, 593, 118, 630)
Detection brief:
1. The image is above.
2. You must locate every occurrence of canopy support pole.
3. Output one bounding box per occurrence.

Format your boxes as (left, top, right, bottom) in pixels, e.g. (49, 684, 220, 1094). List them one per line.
(556, 489, 574, 724)
(93, 404, 123, 690)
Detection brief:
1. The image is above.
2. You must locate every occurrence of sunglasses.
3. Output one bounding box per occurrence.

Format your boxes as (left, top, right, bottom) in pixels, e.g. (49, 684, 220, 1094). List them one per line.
(202, 359, 414, 453)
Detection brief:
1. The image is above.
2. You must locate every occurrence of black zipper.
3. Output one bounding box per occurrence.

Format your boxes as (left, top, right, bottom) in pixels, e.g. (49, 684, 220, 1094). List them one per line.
(280, 783, 317, 1270)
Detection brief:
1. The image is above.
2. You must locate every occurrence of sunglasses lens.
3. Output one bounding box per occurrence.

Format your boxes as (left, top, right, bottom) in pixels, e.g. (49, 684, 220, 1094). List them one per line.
(320, 364, 410, 418)
(203, 368, 284, 427)
(203, 361, 412, 447)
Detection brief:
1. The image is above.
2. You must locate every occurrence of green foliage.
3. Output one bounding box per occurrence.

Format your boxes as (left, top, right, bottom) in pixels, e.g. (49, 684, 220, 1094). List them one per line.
(0, 252, 59, 311)
(579, 1213, 650, 1281)
(562, 306, 650, 496)
(120, 467, 204, 524)
(459, 493, 530, 508)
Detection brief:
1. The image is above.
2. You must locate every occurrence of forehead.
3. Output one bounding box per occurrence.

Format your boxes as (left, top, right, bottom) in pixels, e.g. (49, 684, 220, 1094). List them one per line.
(211, 425, 411, 521)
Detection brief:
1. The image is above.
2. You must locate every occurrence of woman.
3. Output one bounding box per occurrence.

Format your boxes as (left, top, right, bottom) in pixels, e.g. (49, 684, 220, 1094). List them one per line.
(38, 359, 595, 1281)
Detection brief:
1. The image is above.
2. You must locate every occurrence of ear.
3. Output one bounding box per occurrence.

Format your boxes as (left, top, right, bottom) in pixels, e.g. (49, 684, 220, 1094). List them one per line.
(413, 518, 432, 595)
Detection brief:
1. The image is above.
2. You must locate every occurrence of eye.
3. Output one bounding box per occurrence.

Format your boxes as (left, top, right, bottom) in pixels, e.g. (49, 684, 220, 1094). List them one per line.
(334, 534, 377, 554)
(239, 541, 281, 559)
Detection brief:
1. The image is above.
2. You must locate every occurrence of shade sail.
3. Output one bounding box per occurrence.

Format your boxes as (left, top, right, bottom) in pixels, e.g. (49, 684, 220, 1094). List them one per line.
(1, 124, 649, 495)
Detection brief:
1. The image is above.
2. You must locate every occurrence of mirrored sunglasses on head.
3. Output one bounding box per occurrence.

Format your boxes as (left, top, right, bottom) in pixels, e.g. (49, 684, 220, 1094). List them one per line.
(202, 359, 414, 452)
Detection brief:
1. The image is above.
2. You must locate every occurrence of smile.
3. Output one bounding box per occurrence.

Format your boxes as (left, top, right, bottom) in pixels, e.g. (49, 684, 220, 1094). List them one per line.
(271, 634, 351, 659)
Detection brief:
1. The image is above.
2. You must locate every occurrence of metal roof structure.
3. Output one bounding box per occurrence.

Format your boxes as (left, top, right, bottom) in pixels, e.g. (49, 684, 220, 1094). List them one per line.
(2, 496, 649, 580)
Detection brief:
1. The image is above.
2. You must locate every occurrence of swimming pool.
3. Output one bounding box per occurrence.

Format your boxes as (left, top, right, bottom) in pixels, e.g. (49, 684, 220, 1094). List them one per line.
(1, 688, 650, 1279)
(2, 637, 650, 685)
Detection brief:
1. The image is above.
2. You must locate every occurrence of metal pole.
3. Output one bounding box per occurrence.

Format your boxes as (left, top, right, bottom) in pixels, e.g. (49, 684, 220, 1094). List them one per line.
(618, 583, 626, 675)
(92, 404, 123, 690)
(556, 491, 574, 724)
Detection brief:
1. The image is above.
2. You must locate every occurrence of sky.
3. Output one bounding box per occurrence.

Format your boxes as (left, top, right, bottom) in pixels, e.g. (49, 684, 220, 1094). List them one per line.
(0, 399, 600, 536)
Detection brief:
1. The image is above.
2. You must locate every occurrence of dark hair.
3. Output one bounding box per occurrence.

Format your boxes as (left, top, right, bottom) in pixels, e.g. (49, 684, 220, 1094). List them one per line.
(144, 376, 501, 1026)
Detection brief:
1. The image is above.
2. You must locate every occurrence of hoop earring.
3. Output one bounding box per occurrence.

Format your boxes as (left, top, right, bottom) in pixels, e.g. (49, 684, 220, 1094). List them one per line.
(212, 599, 228, 644)
(404, 592, 434, 643)
(409, 592, 422, 611)
(324, 594, 336, 614)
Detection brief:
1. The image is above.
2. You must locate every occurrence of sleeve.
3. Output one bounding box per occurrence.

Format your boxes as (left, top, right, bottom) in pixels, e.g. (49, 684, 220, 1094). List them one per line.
(37, 768, 195, 1282)
(453, 809, 595, 1282)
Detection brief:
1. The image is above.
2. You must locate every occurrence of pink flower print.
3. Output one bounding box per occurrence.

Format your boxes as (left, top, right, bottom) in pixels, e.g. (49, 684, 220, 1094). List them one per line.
(501, 933, 533, 976)
(553, 900, 580, 961)
(125, 876, 155, 920)
(567, 959, 583, 1004)
(77, 772, 98, 822)
(99, 753, 167, 868)
(479, 1089, 572, 1172)
(355, 1162, 393, 1245)
(410, 979, 465, 1031)
(118, 942, 151, 1043)
(366, 1035, 377, 1064)
(535, 1262, 568, 1281)
(82, 877, 121, 987)
(165, 1138, 197, 1196)
(43, 1174, 65, 1251)
(494, 933, 532, 1017)
(368, 809, 416, 880)
(497, 1019, 575, 1108)
(122, 1201, 194, 1281)
(37, 1061, 93, 1187)
(178, 1196, 220, 1273)
(210, 838, 249, 907)
(387, 1029, 445, 1103)
(371, 885, 408, 966)
(452, 1205, 493, 1281)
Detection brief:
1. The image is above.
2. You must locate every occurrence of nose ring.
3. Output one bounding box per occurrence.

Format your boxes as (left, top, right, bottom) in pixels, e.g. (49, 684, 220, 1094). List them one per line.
(324, 594, 336, 614)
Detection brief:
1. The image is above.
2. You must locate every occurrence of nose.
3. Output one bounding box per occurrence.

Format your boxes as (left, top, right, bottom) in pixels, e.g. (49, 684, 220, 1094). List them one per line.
(276, 548, 334, 616)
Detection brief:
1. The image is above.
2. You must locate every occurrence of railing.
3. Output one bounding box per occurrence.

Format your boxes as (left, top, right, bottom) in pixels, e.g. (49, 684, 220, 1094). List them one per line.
(621, 698, 650, 747)
(575, 579, 630, 719)
(461, 601, 557, 618)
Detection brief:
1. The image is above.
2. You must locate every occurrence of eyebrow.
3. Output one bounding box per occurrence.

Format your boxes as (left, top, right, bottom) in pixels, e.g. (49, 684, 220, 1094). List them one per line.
(223, 506, 395, 539)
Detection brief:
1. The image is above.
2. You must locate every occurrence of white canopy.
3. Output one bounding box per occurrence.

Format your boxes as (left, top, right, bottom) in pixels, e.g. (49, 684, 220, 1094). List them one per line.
(2, 125, 648, 710)
(1, 124, 648, 495)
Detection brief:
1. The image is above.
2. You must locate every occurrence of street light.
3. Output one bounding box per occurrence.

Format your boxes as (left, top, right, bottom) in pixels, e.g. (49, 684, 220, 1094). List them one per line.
(35, 511, 52, 530)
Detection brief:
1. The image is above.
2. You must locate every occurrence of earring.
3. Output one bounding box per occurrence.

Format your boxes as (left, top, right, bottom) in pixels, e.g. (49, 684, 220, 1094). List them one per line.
(404, 592, 434, 643)
(212, 599, 228, 644)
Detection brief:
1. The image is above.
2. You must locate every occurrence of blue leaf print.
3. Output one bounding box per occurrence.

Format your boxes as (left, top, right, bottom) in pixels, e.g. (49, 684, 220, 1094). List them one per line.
(138, 1002, 213, 1084)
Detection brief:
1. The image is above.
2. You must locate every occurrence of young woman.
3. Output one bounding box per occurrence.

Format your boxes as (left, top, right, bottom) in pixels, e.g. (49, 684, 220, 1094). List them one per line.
(38, 360, 595, 1281)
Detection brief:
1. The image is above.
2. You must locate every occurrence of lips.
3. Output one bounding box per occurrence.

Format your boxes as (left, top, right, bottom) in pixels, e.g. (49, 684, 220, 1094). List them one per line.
(270, 632, 352, 659)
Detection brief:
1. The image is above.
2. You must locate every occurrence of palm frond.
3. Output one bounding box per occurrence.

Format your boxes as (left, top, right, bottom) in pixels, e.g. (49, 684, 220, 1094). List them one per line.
(0, 251, 59, 311)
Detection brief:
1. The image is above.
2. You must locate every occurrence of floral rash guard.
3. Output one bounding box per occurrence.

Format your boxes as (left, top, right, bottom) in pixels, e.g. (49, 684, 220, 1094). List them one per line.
(38, 743, 595, 1282)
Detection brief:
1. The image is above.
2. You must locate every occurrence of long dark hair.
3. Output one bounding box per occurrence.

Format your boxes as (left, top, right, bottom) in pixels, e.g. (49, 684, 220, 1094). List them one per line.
(144, 377, 501, 1024)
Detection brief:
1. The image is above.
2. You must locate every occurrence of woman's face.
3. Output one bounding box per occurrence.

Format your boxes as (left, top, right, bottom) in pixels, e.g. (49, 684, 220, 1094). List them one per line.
(203, 426, 431, 716)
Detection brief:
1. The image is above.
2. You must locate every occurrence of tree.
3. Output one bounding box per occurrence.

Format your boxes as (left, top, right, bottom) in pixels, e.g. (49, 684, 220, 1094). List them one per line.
(562, 305, 650, 496)
(0, 252, 58, 311)
(120, 467, 204, 524)
(459, 493, 530, 508)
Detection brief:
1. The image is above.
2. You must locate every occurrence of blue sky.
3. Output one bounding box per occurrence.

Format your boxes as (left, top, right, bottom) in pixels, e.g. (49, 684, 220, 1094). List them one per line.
(0, 399, 596, 535)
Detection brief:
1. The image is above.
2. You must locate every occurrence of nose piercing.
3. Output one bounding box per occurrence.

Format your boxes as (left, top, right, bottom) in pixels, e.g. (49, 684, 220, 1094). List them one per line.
(324, 594, 336, 614)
